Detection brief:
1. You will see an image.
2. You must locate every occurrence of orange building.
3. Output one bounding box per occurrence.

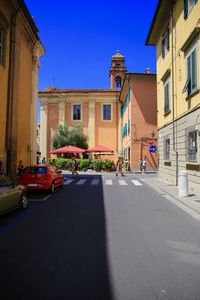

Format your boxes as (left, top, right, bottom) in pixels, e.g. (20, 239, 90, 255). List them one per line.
(119, 72, 157, 171)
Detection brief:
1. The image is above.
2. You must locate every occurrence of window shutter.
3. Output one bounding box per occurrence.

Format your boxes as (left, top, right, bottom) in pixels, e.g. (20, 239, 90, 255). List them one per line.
(191, 50, 197, 90)
(161, 39, 165, 58)
(166, 29, 170, 50)
(184, 0, 188, 18)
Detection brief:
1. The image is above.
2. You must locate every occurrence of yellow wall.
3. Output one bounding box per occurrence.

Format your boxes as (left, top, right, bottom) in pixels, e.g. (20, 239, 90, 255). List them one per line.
(0, 26, 10, 159)
(17, 38, 33, 165)
(156, 0, 200, 128)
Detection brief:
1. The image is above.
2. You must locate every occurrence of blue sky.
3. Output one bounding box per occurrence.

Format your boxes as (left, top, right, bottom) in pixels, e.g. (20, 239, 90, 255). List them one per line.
(25, 0, 158, 121)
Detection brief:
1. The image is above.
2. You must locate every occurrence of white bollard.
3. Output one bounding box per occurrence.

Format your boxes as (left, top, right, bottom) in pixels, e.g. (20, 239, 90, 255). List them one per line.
(178, 170, 189, 197)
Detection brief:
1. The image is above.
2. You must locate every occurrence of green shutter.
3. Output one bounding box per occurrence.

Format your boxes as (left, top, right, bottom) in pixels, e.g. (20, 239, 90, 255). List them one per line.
(184, 0, 188, 18)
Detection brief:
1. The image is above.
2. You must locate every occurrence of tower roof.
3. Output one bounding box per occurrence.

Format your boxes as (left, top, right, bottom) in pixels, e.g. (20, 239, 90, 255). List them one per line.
(112, 50, 124, 59)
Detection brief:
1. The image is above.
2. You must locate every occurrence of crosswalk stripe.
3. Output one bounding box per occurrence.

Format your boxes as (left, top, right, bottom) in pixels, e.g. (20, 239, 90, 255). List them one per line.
(119, 180, 128, 185)
(105, 180, 112, 185)
(64, 179, 74, 185)
(76, 179, 87, 185)
(140, 178, 146, 182)
(132, 180, 142, 186)
(91, 179, 99, 185)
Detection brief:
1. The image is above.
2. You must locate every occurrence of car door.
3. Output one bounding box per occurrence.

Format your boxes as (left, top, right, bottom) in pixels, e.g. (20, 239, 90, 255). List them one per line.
(0, 176, 21, 213)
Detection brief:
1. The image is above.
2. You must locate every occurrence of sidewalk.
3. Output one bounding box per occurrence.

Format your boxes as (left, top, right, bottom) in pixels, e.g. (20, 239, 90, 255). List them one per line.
(143, 175, 200, 218)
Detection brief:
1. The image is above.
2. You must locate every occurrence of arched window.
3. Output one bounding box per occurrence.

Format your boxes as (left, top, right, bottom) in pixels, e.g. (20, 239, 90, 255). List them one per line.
(115, 76, 122, 89)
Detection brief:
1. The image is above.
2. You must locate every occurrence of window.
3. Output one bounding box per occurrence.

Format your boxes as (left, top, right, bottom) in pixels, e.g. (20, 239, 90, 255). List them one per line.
(0, 25, 5, 65)
(161, 28, 169, 58)
(115, 76, 122, 89)
(183, 41, 198, 96)
(164, 138, 170, 161)
(187, 129, 197, 162)
(184, 0, 197, 18)
(73, 104, 81, 120)
(103, 104, 111, 120)
(164, 76, 170, 113)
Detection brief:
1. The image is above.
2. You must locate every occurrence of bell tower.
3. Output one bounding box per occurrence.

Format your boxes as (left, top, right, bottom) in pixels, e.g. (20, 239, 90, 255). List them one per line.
(109, 50, 127, 89)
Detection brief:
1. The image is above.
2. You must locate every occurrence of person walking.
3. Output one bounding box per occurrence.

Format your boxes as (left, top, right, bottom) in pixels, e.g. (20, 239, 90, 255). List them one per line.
(115, 157, 124, 176)
(142, 157, 147, 174)
(72, 158, 79, 176)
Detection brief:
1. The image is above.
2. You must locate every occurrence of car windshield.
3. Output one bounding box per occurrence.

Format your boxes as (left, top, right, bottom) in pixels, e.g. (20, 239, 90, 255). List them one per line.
(23, 167, 47, 174)
(0, 175, 12, 187)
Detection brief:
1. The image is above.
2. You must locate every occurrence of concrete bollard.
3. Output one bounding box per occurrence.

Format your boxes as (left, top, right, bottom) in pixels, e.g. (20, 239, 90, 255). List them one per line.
(178, 170, 189, 197)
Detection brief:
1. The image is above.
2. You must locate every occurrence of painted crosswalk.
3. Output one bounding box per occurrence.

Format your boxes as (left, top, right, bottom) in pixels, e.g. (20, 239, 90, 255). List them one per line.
(131, 180, 142, 186)
(63, 178, 143, 187)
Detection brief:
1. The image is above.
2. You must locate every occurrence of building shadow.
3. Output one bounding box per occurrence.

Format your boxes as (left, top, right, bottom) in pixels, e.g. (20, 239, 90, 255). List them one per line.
(0, 174, 113, 300)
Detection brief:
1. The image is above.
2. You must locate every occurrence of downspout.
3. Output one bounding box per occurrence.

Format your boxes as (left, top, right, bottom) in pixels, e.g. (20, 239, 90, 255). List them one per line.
(5, 6, 21, 176)
(171, 0, 178, 186)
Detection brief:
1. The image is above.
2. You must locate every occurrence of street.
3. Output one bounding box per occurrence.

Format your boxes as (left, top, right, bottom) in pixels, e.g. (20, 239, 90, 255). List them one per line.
(0, 173, 200, 300)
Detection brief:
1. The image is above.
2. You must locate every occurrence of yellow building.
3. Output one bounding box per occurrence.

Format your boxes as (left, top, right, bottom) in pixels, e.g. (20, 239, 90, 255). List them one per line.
(0, 0, 44, 178)
(146, 0, 200, 194)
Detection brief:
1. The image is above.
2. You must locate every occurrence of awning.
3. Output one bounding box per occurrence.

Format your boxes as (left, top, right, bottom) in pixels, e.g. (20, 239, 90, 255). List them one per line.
(86, 145, 114, 153)
(50, 145, 85, 154)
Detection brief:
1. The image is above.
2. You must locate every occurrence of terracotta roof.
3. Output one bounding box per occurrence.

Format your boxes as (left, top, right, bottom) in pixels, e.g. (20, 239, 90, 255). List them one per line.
(39, 87, 120, 94)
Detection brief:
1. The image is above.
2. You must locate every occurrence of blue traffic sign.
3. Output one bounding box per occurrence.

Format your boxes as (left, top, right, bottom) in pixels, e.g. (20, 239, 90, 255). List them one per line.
(149, 145, 157, 153)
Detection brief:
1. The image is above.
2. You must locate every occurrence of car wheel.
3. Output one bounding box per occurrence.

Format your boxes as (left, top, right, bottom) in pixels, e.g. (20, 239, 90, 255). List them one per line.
(20, 192, 28, 210)
(51, 182, 55, 193)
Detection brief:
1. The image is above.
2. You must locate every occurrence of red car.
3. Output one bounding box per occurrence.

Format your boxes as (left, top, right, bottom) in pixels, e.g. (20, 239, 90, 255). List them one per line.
(19, 164, 63, 193)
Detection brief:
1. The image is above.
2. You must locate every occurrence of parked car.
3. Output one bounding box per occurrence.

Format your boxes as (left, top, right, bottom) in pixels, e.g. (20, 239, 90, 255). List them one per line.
(19, 164, 63, 193)
(0, 174, 28, 215)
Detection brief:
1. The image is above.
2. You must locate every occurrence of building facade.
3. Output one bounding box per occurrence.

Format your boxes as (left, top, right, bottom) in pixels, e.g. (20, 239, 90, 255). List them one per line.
(39, 51, 158, 169)
(146, 0, 200, 194)
(0, 0, 44, 178)
(119, 72, 157, 171)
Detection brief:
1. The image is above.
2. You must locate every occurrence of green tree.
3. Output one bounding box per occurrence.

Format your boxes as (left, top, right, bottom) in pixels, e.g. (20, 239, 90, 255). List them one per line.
(52, 124, 88, 149)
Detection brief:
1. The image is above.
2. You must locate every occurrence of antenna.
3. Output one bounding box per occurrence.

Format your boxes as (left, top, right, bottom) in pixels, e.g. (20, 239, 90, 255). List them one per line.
(53, 77, 55, 87)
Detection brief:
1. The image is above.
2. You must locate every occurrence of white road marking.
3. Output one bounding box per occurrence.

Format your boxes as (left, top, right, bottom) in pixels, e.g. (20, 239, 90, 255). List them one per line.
(132, 180, 142, 186)
(91, 179, 99, 185)
(119, 180, 128, 186)
(105, 180, 112, 185)
(64, 179, 74, 185)
(76, 179, 87, 185)
(140, 178, 146, 182)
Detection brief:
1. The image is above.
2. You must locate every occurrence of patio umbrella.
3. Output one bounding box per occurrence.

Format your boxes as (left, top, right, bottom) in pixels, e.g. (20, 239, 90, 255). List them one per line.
(86, 145, 114, 153)
(50, 145, 85, 154)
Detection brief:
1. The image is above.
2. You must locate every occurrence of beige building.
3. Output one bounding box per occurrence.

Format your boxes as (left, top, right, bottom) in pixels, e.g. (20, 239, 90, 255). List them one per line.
(39, 51, 127, 162)
(0, 0, 44, 178)
(146, 0, 200, 194)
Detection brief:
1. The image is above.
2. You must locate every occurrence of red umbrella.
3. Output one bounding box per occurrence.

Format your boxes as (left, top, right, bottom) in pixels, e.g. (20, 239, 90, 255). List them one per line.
(86, 145, 114, 153)
(50, 145, 85, 154)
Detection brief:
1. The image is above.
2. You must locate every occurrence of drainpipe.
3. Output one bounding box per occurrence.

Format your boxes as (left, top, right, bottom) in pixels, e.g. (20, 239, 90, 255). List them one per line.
(5, 6, 21, 177)
(171, 0, 178, 186)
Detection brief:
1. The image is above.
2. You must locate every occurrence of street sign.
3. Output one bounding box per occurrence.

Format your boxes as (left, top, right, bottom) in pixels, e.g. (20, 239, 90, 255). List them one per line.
(149, 145, 157, 153)
(148, 138, 154, 145)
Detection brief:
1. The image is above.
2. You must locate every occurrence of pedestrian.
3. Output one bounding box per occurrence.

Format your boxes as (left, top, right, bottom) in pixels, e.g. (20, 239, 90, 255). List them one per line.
(115, 157, 124, 176)
(17, 160, 24, 175)
(72, 158, 79, 176)
(139, 159, 143, 172)
(142, 157, 147, 174)
(42, 157, 46, 164)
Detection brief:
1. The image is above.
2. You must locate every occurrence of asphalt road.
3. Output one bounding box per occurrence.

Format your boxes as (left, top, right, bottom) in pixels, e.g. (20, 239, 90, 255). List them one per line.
(0, 173, 200, 300)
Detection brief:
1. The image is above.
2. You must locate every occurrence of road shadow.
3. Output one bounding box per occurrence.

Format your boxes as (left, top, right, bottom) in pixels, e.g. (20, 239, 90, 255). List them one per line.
(0, 174, 113, 300)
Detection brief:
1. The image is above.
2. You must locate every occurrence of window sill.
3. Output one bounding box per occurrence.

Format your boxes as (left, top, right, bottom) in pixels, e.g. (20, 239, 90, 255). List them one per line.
(164, 161, 171, 166)
(164, 109, 171, 116)
(186, 163, 200, 171)
(186, 88, 200, 101)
